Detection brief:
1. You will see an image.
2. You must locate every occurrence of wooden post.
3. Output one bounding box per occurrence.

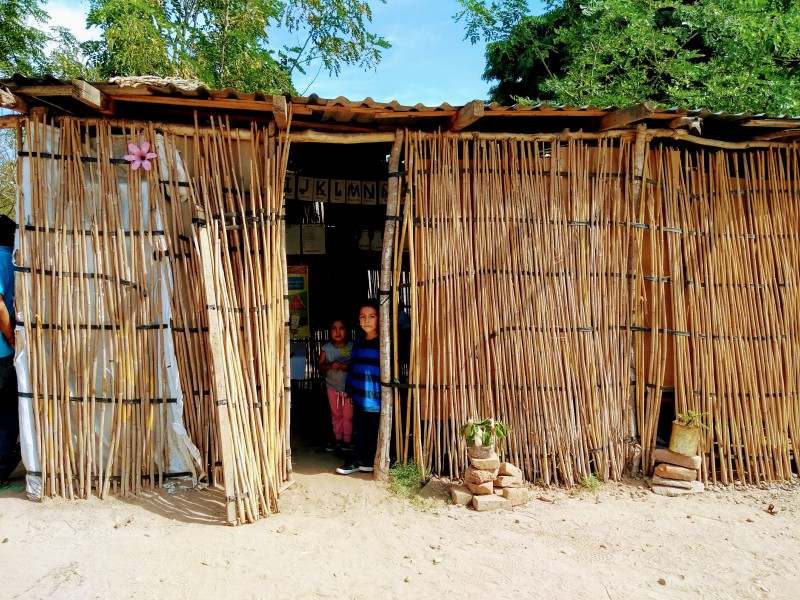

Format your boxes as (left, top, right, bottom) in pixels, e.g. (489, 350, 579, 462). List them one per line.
(628, 124, 648, 446)
(375, 129, 405, 480)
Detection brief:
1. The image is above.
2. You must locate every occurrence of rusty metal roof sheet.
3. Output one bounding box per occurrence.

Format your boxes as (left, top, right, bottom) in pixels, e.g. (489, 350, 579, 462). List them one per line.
(3, 76, 800, 141)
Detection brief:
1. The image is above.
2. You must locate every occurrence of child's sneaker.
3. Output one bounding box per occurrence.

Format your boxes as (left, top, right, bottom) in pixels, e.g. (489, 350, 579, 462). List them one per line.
(336, 462, 360, 475)
(358, 465, 374, 473)
(340, 442, 354, 452)
(325, 441, 341, 453)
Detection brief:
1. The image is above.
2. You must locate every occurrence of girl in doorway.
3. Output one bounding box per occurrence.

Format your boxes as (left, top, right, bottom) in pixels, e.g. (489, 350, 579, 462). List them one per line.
(337, 299, 381, 475)
(318, 319, 354, 453)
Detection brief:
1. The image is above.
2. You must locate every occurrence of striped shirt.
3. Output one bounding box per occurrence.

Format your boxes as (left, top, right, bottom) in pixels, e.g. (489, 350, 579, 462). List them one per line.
(345, 337, 381, 412)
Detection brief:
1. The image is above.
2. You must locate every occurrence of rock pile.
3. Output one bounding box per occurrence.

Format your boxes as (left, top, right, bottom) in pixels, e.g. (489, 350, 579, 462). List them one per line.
(450, 446, 529, 510)
(650, 448, 704, 496)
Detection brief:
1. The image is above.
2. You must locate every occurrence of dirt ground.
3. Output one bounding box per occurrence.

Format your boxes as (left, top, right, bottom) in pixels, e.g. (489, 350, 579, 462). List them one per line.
(1, 442, 798, 600)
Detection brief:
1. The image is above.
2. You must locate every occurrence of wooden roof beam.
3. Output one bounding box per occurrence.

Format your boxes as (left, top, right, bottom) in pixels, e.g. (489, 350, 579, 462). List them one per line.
(0, 85, 27, 114)
(0, 114, 24, 129)
(741, 119, 800, 128)
(11, 80, 112, 114)
(272, 95, 290, 131)
(597, 101, 655, 131)
(449, 100, 484, 131)
(753, 129, 800, 141)
(668, 116, 702, 134)
(71, 80, 112, 114)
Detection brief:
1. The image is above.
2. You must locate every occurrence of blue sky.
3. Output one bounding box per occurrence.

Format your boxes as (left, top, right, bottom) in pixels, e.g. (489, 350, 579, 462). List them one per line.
(46, 0, 544, 106)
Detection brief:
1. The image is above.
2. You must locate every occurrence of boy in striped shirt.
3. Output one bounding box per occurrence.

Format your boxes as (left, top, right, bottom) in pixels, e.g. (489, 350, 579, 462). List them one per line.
(336, 299, 381, 475)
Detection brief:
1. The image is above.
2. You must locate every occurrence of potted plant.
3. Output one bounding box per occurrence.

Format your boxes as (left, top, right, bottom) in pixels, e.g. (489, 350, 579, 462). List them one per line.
(669, 410, 708, 457)
(460, 417, 511, 459)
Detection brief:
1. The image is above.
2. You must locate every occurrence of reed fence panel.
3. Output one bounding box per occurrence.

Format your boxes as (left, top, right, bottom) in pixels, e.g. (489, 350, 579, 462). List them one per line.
(654, 145, 800, 484)
(16, 116, 290, 522)
(402, 133, 636, 484)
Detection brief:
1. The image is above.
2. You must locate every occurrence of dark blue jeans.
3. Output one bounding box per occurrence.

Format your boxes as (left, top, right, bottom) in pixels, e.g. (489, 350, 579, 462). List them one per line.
(352, 405, 380, 468)
(0, 353, 19, 480)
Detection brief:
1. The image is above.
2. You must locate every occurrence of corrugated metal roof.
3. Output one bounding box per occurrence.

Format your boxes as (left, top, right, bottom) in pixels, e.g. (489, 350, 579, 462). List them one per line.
(3, 76, 800, 141)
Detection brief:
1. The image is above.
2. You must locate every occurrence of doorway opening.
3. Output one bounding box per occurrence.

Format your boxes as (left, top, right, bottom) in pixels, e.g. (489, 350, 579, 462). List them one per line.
(283, 140, 404, 469)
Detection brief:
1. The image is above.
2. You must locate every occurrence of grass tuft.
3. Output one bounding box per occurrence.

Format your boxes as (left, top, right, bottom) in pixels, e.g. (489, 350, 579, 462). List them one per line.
(389, 461, 429, 501)
(579, 473, 602, 491)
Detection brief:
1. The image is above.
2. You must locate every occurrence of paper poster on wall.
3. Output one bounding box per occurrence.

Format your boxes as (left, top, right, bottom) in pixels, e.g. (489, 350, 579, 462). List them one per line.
(345, 180, 362, 204)
(330, 179, 346, 203)
(287, 266, 310, 339)
(286, 224, 301, 254)
(284, 173, 296, 200)
(302, 224, 326, 255)
(313, 178, 329, 202)
(362, 181, 377, 205)
(297, 176, 313, 201)
(290, 342, 307, 380)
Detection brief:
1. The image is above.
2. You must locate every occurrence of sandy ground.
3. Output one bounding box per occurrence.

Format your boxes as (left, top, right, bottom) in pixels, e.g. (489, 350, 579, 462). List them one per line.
(1, 442, 798, 600)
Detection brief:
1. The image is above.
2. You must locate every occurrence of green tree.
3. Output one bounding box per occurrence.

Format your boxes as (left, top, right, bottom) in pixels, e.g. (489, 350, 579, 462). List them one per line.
(1, 3, 98, 220)
(1, 0, 99, 80)
(457, 0, 800, 114)
(0, 0, 49, 77)
(84, 0, 390, 94)
(0, 131, 16, 218)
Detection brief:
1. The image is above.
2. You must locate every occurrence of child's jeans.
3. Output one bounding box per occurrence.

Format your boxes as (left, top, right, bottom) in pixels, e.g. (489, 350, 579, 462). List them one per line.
(327, 389, 353, 443)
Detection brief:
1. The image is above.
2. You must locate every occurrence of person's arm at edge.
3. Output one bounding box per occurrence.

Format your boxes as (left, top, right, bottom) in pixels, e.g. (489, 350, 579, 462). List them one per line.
(0, 293, 14, 350)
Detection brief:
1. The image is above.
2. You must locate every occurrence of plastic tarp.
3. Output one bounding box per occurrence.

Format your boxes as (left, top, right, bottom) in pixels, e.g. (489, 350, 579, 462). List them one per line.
(16, 125, 204, 499)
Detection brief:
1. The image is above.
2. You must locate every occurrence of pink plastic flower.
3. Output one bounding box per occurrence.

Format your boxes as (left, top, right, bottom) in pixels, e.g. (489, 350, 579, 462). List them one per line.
(124, 140, 158, 171)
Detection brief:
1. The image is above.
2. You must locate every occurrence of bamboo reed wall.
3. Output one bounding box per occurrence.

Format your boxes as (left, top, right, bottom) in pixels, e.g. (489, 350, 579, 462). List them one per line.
(639, 145, 800, 485)
(15, 115, 799, 505)
(400, 133, 636, 485)
(16, 114, 290, 524)
(399, 131, 800, 486)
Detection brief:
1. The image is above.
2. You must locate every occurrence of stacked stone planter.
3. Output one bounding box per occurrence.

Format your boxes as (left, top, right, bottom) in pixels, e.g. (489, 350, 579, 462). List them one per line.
(650, 448, 704, 496)
(450, 445, 529, 510)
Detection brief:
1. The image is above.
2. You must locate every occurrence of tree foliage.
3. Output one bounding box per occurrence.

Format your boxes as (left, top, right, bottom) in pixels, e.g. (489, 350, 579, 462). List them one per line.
(0, 0, 49, 77)
(1, 2, 97, 218)
(84, 0, 390, 94)
(0, 0, 99, 80)
(0, 130, 16, 218)
(457, 0, 800, 114)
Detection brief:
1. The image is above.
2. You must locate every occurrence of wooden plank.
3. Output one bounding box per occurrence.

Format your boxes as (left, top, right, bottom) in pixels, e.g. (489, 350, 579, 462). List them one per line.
(0, 86, 27, 113)
(598, 102, 655, 131)
(288, 130, 396, 144)
(374, 110, 456, 119)
(272, 95, 290, 131)
(109, 93, 274, 112)
(668, 116, 702, 132)
(487, 109, 609, 117)
(753, 129, 800, 141)
(12, 85, 74, 97)
(651, 129, 793, 149)
(60, 116, 254, 138)
(449, 100, 484, 131)
(741, 119, 800, 128)
(292, 105, 456, 118)
(0, 114, 24, 129)
(71, 80, 111, 113)
(195, 211, 239, 525)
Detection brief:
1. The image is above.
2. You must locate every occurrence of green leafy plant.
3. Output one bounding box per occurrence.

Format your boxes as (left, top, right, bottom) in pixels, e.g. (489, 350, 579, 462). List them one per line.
(675, 410, 708, 430)
(460, 418, 511, 448)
